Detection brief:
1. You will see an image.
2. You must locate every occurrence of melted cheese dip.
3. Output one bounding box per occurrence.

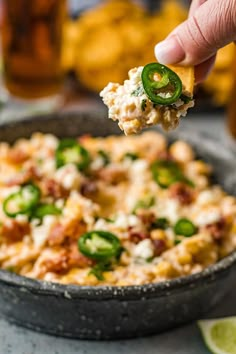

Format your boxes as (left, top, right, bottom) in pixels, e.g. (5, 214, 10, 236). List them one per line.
(0, 131, 235, 287)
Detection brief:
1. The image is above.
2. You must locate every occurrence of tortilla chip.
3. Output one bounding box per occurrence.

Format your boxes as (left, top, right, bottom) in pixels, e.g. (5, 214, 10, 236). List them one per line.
(78, 64, 126, 92)
(168, 65, 195, 95)
(76, 27, 123, 70)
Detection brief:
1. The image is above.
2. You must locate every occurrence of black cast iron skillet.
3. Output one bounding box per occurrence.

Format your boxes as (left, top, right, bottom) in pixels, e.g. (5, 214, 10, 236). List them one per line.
(0, 111, 236, 340)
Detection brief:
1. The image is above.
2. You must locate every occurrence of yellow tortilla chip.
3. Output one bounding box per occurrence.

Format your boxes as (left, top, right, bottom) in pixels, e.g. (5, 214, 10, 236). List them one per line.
(78, 0, 145, 29)
(168, 65, 195, 94)
(76, 27, 123, 70)
(78, 64, 126, 92)
(214, 44, 235, 70)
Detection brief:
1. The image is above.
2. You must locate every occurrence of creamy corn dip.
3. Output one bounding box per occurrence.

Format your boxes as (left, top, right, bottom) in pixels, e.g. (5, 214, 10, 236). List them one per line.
(0, 131, 235, 286)
(100, 66, 194, 135)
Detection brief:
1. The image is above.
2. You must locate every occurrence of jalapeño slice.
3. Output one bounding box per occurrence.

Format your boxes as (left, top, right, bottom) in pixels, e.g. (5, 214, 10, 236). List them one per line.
(174, 218, 197, 237)
(3, 184, 40, 218)
(78, 231, 121, 261)
(141, 63, 182, 105)
(32, 204, 61, 219)
(56, 138, 90, 171)
(151, 160, 182, 188)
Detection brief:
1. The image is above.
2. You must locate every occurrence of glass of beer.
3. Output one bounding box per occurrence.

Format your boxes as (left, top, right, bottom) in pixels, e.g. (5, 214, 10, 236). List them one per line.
(1, 0, 65, 100)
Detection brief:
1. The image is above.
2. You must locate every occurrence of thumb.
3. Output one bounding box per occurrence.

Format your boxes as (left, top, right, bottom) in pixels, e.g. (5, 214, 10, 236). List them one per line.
(155, 0, 236, 66)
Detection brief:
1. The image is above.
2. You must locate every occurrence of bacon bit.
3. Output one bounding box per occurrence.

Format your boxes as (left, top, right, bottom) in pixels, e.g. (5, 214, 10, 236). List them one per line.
(7, 148, 29, 164)
(1, 220, 31, 243)
(80, 180, 98, 197)
(205, 219, 226, 241)
(64, 221, 87, 240)
(41, 245, 93, 275)
(169, 182, 194, 205)
(48, 221, 87, 246)
(28, 165, 41, 179)
(42, 251, 69, 274)
(152, 239, 167, 256)
(40, 178, 68, 199)
(78, 134, 91, 144)
(136, 210, 156, 226)
(158, 151, 173, 161)
(6, 165, 40, 186)
(128, 228, 149, 244)
(48, 223, 66, 246)
(97, 165, 127, 185)
(67, 242, 94, 268)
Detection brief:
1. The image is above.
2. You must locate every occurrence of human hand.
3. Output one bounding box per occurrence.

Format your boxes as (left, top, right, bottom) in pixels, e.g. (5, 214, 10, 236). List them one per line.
(154, 0, 236, 83)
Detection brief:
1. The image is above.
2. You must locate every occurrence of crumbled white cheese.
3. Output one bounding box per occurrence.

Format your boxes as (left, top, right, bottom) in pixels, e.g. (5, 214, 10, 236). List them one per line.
(174, 99, 184, 108)
(128, 215, 140, 227)
(221, 196, 236, 216)
(133, 239, 154, 259)
(169, 140, 194, 163)
(31, 218, 41, 227)
(195, 208, 221, 226)
(130, 159, 148, 175)
(0, 186, 20, 199)
(15, 214, 29, 223)
(158, 92, 172, 99)
(196, 189, 220, 205)
(55, 199, 64, 209)
(40, 159, 56, 175)
(90, 157, 105, 171)
(165, 228, 175, 243)
(125, 159, 151, 211)
(31, 215, 57, 248)
(160, 200, 180, 223)
(31, 133, 58, 150)
(43, 134, 59, 149)
(114, 213, 140, 229)
(114, 213, 129, 229)
(55, 164, 80, 190)
(129, 66, 143, 86)
(63, 174, 78, 190)
(22, 187, 35, 202)
(94, 218, 108, 230)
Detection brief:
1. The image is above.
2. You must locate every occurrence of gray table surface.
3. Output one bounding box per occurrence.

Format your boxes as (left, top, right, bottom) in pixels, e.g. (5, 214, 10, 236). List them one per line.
(0, 111, 236, 354)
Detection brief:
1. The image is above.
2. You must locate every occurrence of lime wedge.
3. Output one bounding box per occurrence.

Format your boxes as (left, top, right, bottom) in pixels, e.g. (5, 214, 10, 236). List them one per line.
(198, 317, 236, 354)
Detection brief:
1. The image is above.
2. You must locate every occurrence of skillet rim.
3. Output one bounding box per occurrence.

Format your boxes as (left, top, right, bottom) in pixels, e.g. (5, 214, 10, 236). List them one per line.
(0, 251, 236, 300)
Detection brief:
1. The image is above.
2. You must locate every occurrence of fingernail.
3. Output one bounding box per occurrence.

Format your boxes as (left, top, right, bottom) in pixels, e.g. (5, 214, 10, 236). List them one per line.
(154, 36, 185, 64)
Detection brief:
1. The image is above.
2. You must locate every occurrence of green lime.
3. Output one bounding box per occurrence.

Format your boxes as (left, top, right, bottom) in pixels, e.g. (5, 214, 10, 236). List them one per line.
(198, 317, 236, 354)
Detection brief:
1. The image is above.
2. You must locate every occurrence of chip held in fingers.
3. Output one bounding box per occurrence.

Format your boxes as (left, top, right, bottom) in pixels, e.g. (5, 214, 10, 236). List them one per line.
(169, 64, 194, 94)
(100, 63, 194, 135)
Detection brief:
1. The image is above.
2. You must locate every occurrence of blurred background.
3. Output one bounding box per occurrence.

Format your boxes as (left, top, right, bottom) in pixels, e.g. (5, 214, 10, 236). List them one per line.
(0, 0, 235, 130)
(63, 0, 234, 110)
